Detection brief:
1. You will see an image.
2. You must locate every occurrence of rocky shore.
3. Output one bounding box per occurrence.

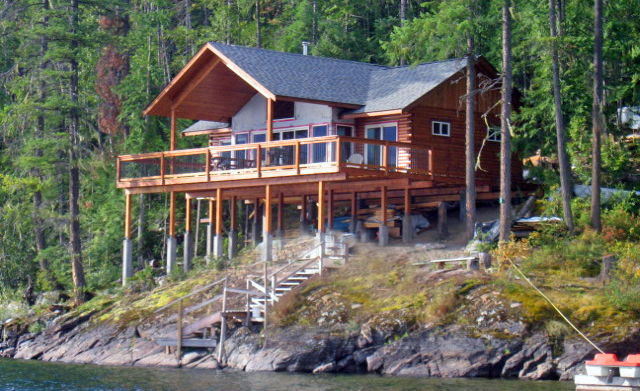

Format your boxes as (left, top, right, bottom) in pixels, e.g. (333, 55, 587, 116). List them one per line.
(0, 304, 600, 380)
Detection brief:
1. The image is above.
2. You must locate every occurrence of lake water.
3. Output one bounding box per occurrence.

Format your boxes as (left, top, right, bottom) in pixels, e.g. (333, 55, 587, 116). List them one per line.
(0, 358, 575, 391)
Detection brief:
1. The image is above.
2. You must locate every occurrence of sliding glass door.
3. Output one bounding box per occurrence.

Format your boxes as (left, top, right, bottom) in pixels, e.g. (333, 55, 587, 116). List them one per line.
(365, 124, 397, 166)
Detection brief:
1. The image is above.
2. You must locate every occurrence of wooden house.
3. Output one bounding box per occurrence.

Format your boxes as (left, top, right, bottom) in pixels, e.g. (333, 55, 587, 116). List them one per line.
(116, 42, 523, 283)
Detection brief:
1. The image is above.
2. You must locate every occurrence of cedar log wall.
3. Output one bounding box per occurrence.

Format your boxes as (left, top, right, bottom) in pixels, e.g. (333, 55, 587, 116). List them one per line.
(356, 69, 523, 189)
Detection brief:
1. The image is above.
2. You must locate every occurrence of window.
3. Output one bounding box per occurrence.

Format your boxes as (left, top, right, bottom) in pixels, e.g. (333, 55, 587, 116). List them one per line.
(432, 121, 451, 137)
(274, 101, 295, 120)
(312, 125, 328, 163)
(365, 123, 397, 166)
(235, 133, 248, 160)
(487, 127, 501, 142)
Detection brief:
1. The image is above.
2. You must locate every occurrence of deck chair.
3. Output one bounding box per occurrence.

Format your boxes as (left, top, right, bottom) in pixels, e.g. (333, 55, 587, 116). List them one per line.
(346, 153, 364, 165)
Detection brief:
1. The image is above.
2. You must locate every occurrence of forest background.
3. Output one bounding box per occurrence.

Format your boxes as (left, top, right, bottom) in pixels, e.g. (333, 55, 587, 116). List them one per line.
(0, 0, 638, 306)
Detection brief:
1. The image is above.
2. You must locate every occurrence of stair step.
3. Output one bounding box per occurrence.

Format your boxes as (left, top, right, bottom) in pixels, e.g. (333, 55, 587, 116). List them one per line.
(279, 282, 301, 286)
(275, 287, 293, 292)
(155, 338, 217, 348)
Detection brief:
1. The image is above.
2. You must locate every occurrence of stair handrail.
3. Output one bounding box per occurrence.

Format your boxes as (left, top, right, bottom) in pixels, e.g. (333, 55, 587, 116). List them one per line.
(268, 242, 322, 279)
(153, 277, 227, 314)
(273, 255, 322, 287)
(248, 279, 279, 302)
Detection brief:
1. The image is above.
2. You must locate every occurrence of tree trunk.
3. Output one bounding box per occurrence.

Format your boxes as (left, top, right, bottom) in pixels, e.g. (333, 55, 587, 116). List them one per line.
(465, 35, 476, 242)
(255, 0, 261, 47)
(549, 0, 574, 235)
(499, 0, 513, 243)
(399, 0, 406, 66)
(591, 0, 603, 232)
(69, 0, 86, 304)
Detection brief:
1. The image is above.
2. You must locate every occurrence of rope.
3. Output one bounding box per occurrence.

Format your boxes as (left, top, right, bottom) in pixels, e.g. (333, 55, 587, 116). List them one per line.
(507, 258, 605, 354)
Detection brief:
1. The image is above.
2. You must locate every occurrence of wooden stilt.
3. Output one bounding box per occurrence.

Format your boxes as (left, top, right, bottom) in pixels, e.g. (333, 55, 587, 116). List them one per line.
(215, 188, 223, 235)
(277, 192, 284, 236)
(264, 185, 272, 235)
(230, 195, 237, 231)
(438, 202, 448, 239)
(194, 199, 201, 257)
(185, 197, 192, 232)
(404, 187, 410, 217)
(124, 193, 132, 240)
(266, 99, 273, 142)
(380, 186, 388, 224)
(252, 198, 259, 246)
(300, 195, 307, 231)
(318, 181, 325, 233)
(169, 192, 176, 237)
(350, 191, 357, 233)
(176, 299, 183, 362)
(328, 189, 334, 230)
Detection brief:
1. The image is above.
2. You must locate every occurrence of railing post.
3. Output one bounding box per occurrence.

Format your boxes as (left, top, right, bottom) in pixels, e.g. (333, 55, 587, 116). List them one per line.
(383, 141, 389, 175)
(116, 158, 121, 183)
(319, 240, 325, 277)
(245, 280, 250, 326)
(335, 138, 342, 169)
(217, 278, 228, 364)
(271, 275, 276, 302)
(205, 149, 211, 182)
(295, 141, 300, 175)
(160, 153, 165, 184)
(256, 145, 262, 178)
(428, 148, 433, 178)
(176, 298, 183, 362)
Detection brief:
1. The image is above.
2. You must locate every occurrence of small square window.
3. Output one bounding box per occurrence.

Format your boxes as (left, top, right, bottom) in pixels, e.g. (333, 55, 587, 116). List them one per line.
(487, 127, 501, 142)
(432, 121, 451, 137)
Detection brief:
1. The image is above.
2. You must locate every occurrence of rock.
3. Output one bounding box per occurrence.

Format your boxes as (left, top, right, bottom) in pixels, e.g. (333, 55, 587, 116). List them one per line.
(181, 351, 207, 366)
(312, 362, 336, 373)
(556, 341, 595, 380)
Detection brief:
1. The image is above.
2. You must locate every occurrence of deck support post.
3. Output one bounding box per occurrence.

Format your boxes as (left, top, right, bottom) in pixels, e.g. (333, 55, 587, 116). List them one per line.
(402, 187, 413, 243)
(213, 189, 224, 259)
(438, 201, 448, 239)
(183, 197, 193, 272)
(276, 192, 284, 238)
(228, 196, 237, 259)
(379, 186, 389, 246)
(300, 195, 307, 233)
(266, 98, 274, 142)
(350, 192, 357, 234)
(261, 185, 273, 263)
(328, 189, 334, 230)
(459, 189, 466, 223)
(252, 198, 259, 246)
(122, 193, 133, 285)
(317, 181, 325, 234)
(206, 199, 214, 262)
(167, 192, 177, 274)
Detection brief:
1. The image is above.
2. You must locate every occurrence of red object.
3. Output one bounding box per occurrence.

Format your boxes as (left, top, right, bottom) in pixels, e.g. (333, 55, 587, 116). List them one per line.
(621, 354, 640, 367)
(586, 353, 621, 366)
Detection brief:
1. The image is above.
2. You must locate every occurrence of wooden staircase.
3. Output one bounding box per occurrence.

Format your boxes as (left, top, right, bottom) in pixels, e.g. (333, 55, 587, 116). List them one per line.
(152, 234, 349, 362)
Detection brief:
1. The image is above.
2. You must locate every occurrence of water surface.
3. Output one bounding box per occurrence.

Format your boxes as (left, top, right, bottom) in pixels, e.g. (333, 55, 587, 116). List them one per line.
(0, 359, 574, 391)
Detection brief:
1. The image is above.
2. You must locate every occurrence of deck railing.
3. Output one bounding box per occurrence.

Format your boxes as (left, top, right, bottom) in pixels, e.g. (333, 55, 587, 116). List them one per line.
(117, 136, 433, 185)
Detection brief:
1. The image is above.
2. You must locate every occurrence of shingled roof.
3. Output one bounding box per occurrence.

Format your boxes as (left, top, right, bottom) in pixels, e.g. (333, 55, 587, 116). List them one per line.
(209, 43, 467, 113)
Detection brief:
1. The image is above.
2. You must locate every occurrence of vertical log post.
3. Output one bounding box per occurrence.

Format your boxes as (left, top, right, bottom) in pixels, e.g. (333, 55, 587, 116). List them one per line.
(350, 191, 357, 234)
(317, 181, 325, 234)
(266, 98, 273, 142)
(228, 195, 238, 259)
(167, 192, 177, 274)
(262, 185, 273, 263)
(379, 186, 389, 246)
(213, 188, 224, 258)
(438, 201, 448, 239)
(122, 193, 133, 285)
(277, 192, 284, 238)
(183, 197, 193, 272)
(206, 199, 214, 262)
(402, 187, 412, 243)
(252, 198, 259, 246)
(328, 189, 334, 230)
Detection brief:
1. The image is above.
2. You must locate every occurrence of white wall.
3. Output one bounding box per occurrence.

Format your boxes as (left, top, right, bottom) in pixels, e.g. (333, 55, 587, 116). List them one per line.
(231, 94, 354, 138)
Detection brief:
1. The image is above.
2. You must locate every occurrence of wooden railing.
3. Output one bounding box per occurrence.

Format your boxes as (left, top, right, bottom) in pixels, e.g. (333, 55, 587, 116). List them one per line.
(117, 136, 433, 186)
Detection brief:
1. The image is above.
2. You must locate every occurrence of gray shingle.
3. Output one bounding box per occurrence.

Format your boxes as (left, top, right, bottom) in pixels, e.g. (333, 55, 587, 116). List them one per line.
(209, 42, 467, 112)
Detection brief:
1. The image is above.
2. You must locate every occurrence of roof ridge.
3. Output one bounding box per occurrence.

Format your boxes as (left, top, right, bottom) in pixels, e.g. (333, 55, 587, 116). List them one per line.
(209, 41, 390, 70)
(375, 57, 466, 72)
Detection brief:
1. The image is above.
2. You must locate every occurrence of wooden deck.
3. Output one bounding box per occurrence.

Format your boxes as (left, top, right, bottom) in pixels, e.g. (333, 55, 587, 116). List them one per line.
(117, 136, 434, 193)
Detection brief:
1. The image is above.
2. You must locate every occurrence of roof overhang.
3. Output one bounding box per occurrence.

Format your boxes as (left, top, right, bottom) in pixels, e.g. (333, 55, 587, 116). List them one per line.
(143, 43, 276, 121)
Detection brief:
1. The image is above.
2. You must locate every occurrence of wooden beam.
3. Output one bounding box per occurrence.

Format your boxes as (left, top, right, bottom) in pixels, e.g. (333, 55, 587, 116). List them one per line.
(208, 199, 214, 227)
(318, 181, 325, 232)
(266, 98, 274, 142)
(124, 193, 132, 239)
(171, 58, 221, 109)
(264, 185, 272, 234)
(340, 109, 403, 120)
(169, 192, 176, 237)
(215, 188, 223, 235)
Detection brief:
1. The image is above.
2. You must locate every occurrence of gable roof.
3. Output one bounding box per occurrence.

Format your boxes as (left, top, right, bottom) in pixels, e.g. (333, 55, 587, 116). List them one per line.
(144, 42, 473, 120)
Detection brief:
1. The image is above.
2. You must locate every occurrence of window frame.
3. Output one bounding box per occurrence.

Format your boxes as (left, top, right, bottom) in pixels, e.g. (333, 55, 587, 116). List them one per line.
(364, 122, 398, 166)
(487, 127, 501, 142)
(432, 120, 451, 137)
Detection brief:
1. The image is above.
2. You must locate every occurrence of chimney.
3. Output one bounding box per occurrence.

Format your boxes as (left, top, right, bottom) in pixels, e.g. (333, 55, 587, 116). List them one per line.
(302, 41, 310, 55)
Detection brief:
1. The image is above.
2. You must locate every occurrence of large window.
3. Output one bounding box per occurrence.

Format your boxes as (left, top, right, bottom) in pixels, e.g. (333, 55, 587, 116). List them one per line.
(432, 121, 451, 137)
(312, 125, 328, 163)
(365, 123, 397, 166)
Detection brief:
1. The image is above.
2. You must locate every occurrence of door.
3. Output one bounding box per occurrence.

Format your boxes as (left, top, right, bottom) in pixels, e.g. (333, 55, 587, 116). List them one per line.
(365, 124, 397, 166)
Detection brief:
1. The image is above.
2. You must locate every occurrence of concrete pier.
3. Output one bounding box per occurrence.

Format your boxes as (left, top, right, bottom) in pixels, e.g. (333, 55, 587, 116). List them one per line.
(122, 238, 133, 285)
